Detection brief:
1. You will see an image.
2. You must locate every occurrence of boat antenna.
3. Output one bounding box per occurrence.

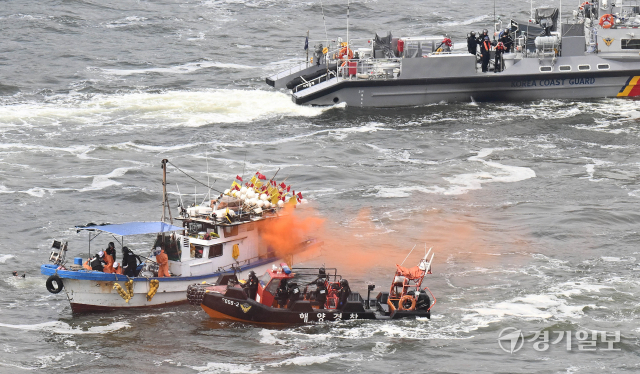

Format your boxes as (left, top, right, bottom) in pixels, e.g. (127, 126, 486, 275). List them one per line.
(161, 159, 173, 224)
(165, 160, 222, 194)
(241, 151, 247, 186)
(320, 0, 328, 46)
(494, 0, 496, 39)
(346, 0, 350, 55)
(400, 244, 417, 266)
(176, 183, 184, 209)
(206, 151, 211, 202)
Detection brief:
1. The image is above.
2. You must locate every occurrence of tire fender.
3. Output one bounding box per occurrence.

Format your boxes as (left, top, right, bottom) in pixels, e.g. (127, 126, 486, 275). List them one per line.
(46, 275, 64, 294)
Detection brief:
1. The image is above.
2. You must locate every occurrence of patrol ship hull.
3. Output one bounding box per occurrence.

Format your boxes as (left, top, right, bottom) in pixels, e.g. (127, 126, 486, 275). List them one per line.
(268, 3, 640, 107)
(292, 55, 640, 107)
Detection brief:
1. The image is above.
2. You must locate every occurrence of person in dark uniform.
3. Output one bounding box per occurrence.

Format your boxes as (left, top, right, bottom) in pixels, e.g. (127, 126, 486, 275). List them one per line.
(105, 242, 116, 263)
(480, 33, 492, 73)
(467, 31, 478, 55)
(494, 41, 507, 72)
(499, 29, 514, 52)
(286, 282, 301, 308)
(242, 271, 259, 299)
(337, 279, 351, 309)
(275, 278, 289, 308)
(309, 277, 328, 308)
(121, 247, 141, 277)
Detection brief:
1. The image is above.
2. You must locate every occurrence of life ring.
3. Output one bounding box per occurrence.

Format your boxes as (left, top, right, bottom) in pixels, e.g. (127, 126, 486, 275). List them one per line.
(398, 295, 416, 311)
(579, 1, 590, 10)
(46, 275, 63, 294)
(599, 14, 614, 29)
(338, 47, 354, 60)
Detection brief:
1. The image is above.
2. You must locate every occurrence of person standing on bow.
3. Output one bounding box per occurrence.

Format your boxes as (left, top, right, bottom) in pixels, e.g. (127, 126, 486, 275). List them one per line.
(467, 31, 478, 55)
(494, 41, 507, 72)
(480, 30, 492, 73)
(242, 271, 259, 299)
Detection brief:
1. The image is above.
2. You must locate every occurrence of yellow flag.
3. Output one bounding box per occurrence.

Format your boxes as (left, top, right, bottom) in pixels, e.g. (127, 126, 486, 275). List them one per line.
(250, 176, 257, 185)
(230, 181, 241, 191)
(254, 181, 263, 189)
(287, 197, 297, 207)
(270, 192, 280, 205)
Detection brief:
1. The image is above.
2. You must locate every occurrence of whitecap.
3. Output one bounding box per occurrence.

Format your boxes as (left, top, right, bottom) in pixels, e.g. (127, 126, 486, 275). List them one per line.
(0, 254, 15, 263)
(78, 167, 134, 192)
(0, 321, 130, 335)
(96, 61, 254, 76)
(267, 353, 340, 367)
(189, 362, 260, 373)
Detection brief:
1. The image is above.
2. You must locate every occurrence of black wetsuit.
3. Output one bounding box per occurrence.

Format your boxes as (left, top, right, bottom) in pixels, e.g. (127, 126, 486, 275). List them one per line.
(243, 274, 259, 299)
(275, 279, 289, 307)
(122, 250, 141, 277)
(89, 256, 104, 272)
(337, 284, 351, 309)
(467, 35, 478, 55)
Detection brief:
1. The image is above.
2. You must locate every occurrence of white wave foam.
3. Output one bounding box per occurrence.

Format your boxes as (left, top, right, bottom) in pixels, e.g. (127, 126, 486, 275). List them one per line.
(372, 148, 536, 197)
(259, 329, 287, 345)
(79, 167, 134, 192)
(267, 353, 340, 367)
(190, 362, 260, 374)
(0, 254, 14, 263)
(96, 61, 254, 76)
(0, 321, 129, 335)
(439, 14, 489, 27)
(0, 90, 329, 128)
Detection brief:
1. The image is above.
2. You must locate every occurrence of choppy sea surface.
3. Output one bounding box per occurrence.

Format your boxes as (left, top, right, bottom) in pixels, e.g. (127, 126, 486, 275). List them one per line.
(1, 0, 640, 372)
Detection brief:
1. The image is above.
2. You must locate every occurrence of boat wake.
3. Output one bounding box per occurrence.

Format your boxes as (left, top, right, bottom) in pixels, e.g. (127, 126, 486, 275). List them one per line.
(0, 89, 334, 131)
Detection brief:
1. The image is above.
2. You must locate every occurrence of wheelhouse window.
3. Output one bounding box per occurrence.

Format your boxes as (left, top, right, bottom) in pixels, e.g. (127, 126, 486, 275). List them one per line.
(223, 225, 238, 237)
(208, 244, 223, 258)
(559, 65, 571, 71)
(597, 64, 610, 70)
(578, 64, 591, 71)
(540, 66, 552, 72)
(260, 272, 271, 287)
(621, 39, 640, 49)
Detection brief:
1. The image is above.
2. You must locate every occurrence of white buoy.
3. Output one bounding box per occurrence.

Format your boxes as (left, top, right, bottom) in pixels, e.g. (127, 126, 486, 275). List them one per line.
(240, 194, 246, 200)
(224, 189, 230, 195)
(231, 190, 238, 197)
(277, 200, 284, 208)
(240, 186, 247, 194)
(264, 201, 271, 208)
(260, 193, 268, 201)
(247, 190, 255, 199)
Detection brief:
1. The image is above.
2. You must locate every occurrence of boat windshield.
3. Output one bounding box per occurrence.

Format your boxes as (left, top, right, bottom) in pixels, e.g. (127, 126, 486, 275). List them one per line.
(259, 272, 271, 287)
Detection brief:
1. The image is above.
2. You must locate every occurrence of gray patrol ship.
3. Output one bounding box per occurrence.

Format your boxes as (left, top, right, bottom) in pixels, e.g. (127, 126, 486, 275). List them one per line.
(266, 1, 640, 107)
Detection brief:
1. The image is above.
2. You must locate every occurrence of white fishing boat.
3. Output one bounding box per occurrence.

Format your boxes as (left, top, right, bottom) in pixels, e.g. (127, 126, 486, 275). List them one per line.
(40, 160, 321, 312)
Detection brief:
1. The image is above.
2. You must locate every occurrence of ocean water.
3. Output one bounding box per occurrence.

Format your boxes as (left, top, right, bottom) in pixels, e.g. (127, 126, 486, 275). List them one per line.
(1, 0, 640, 373)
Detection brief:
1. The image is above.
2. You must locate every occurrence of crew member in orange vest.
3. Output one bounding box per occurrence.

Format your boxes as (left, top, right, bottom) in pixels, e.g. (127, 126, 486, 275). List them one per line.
(103, 251, 115, 273)
(112, 262, 124, 275)
(480, 31, 492, 73)
(156, 248, 170, 277)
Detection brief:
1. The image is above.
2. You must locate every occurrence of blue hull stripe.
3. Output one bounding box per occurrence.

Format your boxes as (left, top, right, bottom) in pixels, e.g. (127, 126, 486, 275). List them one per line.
(40, 258, 276, 282)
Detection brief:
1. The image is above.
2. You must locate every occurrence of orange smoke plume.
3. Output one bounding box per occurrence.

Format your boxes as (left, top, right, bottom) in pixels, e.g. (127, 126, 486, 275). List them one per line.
(257, 205, 325, 259)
